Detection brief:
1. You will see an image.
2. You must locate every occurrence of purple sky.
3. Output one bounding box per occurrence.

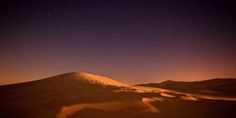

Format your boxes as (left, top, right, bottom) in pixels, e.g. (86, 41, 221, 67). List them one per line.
(0, 0, 236, 84)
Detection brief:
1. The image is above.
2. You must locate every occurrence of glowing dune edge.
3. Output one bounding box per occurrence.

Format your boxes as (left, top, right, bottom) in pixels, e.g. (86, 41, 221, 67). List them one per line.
(134, 86, 236, 101)
(57, 97, 161, 118)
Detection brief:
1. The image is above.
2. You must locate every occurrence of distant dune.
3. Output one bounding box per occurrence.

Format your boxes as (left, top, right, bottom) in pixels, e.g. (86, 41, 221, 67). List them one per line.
(1, 72, 236, 118)
(137, 78, 236, 97)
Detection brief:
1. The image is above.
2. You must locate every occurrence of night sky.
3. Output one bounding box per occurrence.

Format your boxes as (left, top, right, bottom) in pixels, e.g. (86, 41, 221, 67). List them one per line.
(0, 0, 236, 84)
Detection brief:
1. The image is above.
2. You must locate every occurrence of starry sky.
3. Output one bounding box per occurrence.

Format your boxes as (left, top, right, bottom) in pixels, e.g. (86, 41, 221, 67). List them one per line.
(0, 0, 236, 84)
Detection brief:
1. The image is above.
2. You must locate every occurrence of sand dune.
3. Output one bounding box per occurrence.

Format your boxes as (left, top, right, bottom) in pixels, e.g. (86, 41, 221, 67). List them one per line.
(1, 72, 236, 118)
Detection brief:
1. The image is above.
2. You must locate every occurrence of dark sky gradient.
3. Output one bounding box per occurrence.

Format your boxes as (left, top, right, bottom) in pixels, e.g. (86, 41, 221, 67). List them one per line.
(0, 0, 236, 84)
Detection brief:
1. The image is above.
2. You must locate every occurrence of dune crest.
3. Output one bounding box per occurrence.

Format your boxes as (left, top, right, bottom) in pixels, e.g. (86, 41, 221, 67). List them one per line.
(75, 72, 128, 87)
